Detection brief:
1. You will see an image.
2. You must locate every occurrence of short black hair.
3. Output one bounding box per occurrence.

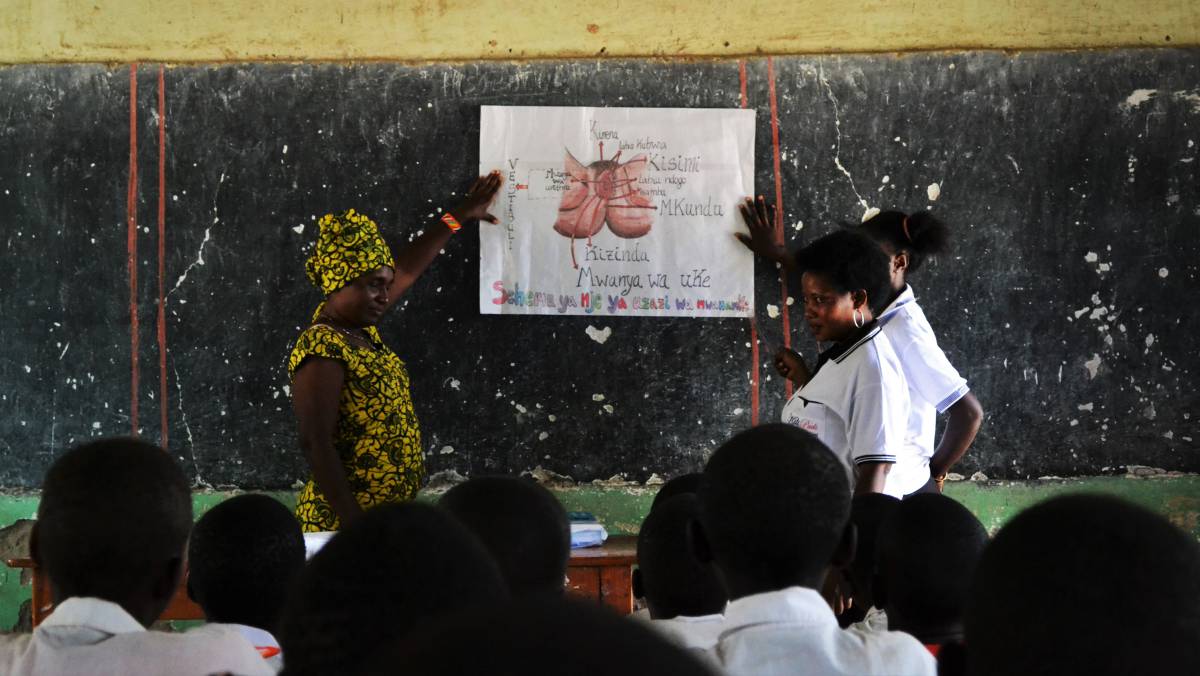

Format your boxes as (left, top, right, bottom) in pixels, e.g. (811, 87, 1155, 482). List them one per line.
(363, 596, 721, 676)
(840, 492, 900, 625)
(650, 473, 704, 510)
(35, 438, 191, 611)
(966, 494, 1200, 675)
(636, 494, 727, 619)
(793, 229, 893, 315)
(876, 494, 987, 635)
(439, 476, 570, 597)
(279, 503, 508, 676)
(187, 494, 305, 632)
(698, 424, 851, 592)
(859, 210, 949, 273)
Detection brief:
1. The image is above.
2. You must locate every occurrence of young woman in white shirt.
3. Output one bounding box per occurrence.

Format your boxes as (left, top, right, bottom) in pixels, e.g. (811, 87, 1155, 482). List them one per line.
(859, 210, 983, 493)
(739, 198, 983, 495)
(739, 200, 920, 497)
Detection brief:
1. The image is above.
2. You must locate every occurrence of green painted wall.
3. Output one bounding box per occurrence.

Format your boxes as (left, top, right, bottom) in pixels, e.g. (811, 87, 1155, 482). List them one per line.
(2, 477, 1196, 631)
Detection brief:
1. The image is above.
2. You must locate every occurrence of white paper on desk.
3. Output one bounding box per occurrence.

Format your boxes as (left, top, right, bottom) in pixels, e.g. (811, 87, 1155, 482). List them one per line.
(570, 522, 609, 549)
(479, 105, 756, 318)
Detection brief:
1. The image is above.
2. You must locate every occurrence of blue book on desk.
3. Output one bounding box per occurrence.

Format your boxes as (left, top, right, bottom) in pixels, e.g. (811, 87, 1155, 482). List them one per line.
(568, 512, 609, 549)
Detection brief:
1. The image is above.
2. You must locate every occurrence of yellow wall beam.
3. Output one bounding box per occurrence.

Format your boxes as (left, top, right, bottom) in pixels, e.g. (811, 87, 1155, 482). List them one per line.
(1, 0, 1196, 64)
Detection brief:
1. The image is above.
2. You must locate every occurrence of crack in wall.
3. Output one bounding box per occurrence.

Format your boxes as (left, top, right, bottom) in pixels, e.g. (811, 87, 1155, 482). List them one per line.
(171, 360, 211, 489)
(818, 63, 869, 213)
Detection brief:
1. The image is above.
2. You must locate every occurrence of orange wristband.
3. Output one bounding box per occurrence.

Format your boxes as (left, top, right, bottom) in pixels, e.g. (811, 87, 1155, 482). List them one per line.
(441, 212, 461, 233)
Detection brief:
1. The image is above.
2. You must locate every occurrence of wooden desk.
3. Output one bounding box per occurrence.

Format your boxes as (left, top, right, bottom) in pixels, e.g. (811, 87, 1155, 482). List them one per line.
(6, 535, 638, 626)
(565, 535, 638, 614)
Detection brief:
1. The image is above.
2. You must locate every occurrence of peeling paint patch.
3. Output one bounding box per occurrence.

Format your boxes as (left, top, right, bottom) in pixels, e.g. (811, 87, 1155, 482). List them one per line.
(585, 325, 612, 344)
(1084, 354, 1102, 379)
(1122, 88, 1157, 109)
(766, 304, 780, 319)
(927, 183, 941, 201)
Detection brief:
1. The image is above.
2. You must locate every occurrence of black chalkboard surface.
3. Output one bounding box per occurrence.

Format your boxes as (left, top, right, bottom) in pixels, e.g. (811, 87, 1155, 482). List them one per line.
(0, 52, 1196, 489)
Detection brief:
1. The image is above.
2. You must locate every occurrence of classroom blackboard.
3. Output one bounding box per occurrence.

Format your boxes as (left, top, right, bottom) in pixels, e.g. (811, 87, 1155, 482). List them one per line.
(0, 51, 1196, 489)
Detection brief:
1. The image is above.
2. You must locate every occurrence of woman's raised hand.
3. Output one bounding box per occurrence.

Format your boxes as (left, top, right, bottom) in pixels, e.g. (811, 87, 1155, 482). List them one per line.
(736, 195, 787, 264)
(450, 171, 503, 225)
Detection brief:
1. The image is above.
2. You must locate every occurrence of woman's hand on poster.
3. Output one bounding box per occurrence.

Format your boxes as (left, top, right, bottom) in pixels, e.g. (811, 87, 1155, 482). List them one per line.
(736, 195, 787, 264)
(774, 347, 808, 385)
(449, 171, 503, 225)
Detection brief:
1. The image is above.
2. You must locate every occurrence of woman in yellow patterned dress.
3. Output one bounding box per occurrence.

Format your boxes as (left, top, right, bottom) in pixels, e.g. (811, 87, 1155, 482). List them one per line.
(289, 173, 501, 531)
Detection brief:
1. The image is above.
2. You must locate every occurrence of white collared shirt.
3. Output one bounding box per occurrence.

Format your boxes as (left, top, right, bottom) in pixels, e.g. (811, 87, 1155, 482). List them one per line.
(877, 286, 970, 462)
(649, 613, 727, 650)
(781, 327, 927, 497)
(215, 623, 283, 673)
(710, 587, 935, 676)
(0, 597, 274, 676)
(849, 606, 890, 634)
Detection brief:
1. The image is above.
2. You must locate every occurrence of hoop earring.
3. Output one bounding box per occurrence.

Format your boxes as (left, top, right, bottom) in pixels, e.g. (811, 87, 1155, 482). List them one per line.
(853, 309, 865, 328)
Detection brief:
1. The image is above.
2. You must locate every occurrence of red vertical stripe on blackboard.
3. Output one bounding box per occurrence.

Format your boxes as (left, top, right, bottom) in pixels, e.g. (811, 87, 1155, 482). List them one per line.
(767, 57, 792, 400)
(739, 60, 759, 426)
(127, 63, 140, 435)
(157, 66, 168, 451)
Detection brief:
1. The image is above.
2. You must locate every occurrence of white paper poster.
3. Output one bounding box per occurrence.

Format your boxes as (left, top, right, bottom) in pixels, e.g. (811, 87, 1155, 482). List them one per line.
(479, 105, 756, 318)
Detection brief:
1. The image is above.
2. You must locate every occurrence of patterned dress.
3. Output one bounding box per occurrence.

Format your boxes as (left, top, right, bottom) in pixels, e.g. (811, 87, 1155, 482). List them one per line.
(288, 320, 424, 532)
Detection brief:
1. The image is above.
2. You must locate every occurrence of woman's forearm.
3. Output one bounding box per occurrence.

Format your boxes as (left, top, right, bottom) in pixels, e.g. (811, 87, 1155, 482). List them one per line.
(388, 223, 455, 300)
(929, 393, 984, 477)
(854, 462, 891, 496)
(388, 174, 502, 302)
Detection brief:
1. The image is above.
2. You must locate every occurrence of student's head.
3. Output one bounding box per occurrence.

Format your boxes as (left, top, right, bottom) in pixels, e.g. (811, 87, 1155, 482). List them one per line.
(634, 494, 727, 619)
(874, 494, 986, 643)
(31, 437, 192, 626)
(859, 210, 949, 290)
(649, 472, 704, 510)
(186, 494, 305, 632)
(966, 494, 1200, 675)
(695, 424, 853, 599)
(840, 492, 900, 624)
(363, 596, 721, 676)
(439, 476, 570, 597)
(279, 503, 508, 676)
(793, 230, 892, 343)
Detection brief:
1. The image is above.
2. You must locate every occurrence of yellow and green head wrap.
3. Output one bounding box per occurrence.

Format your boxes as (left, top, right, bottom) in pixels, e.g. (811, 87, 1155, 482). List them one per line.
(305, 209, 395, 295)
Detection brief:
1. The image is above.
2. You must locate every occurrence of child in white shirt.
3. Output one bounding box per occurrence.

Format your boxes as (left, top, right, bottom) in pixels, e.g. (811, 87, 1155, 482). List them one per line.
(0, 438, 270, 676)
(633, 493, 728, 650)
(693, 424, 936, 676)
(187, 493, 307, 673)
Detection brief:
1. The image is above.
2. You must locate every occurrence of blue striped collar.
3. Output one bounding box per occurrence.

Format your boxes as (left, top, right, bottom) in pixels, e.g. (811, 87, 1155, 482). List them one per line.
(877, 285, 916, 324)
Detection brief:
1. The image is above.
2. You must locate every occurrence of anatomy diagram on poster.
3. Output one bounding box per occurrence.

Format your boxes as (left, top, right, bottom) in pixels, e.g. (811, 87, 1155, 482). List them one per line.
(479, 105, 756, 318)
